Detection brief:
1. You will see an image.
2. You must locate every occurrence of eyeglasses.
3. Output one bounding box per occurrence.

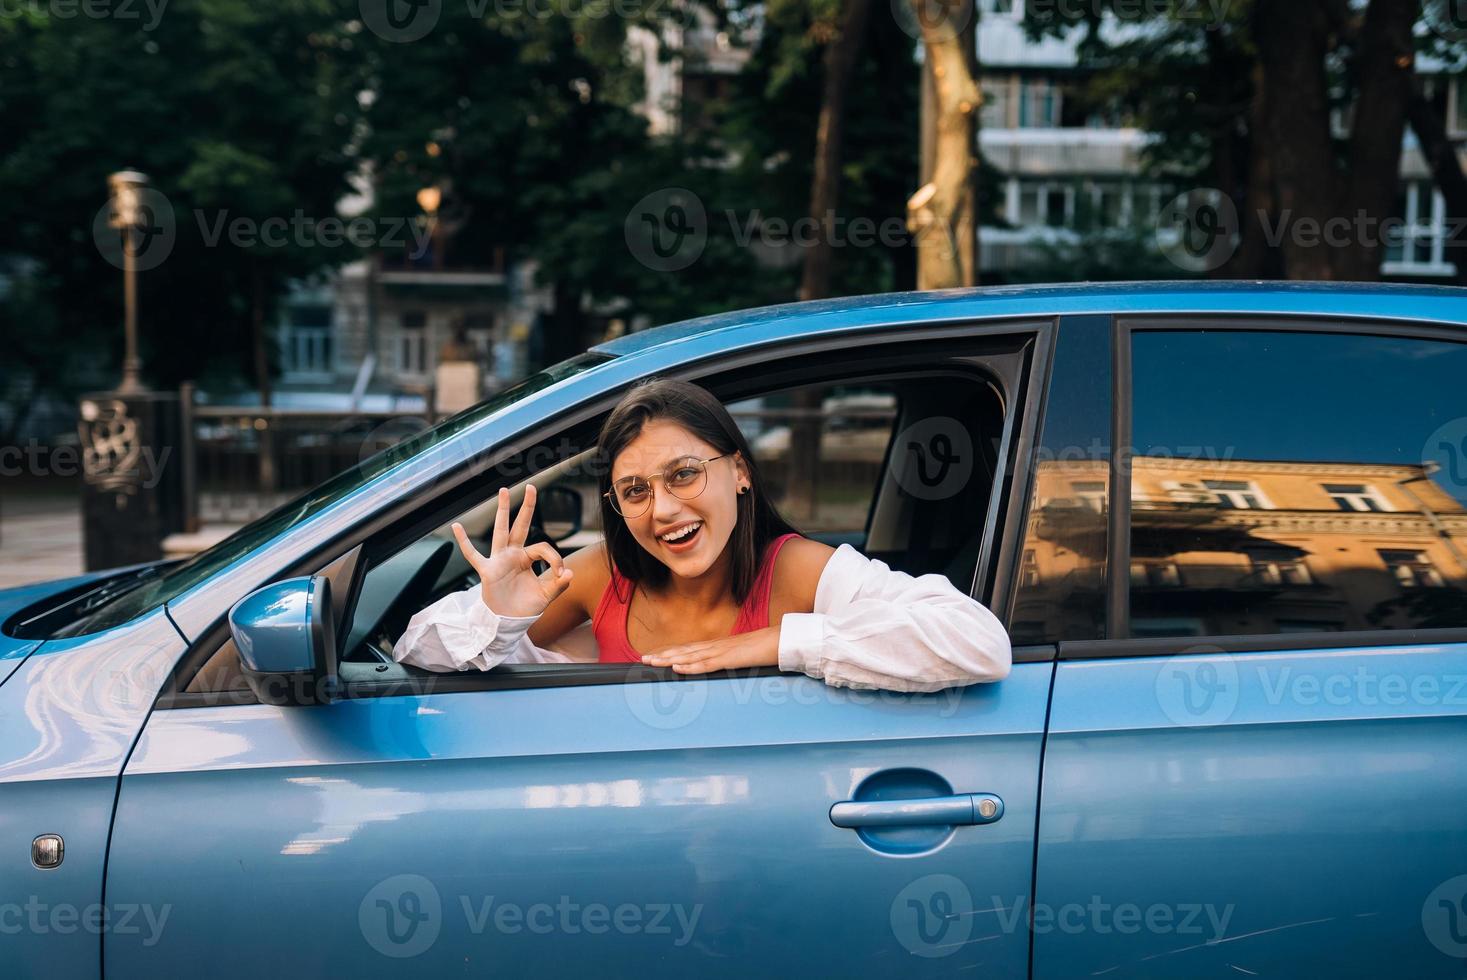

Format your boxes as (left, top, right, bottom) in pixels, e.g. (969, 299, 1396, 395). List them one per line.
(604, 454, 733, 518)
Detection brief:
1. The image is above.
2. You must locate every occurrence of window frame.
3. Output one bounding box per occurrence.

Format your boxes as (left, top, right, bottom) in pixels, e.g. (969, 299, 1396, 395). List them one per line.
(160, 320, 1054, 708)
(1061, 312, 1467, 662)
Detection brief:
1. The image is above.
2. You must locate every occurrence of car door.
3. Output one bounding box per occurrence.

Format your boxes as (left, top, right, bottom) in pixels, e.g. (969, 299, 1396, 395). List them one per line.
(103, 327, 1055, 978)
(1033, 319, 1467, 977)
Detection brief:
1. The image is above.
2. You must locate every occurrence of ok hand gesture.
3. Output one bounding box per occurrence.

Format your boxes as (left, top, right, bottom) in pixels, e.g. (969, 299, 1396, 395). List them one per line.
(452, 485, 573, 619)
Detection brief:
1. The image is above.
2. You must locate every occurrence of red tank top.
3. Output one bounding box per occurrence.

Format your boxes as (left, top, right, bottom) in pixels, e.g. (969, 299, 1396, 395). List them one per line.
(593, 533, 800, 663)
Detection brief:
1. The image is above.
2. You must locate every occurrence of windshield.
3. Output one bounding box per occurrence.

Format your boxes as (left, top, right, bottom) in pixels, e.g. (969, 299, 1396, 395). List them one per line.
(54, 353, 609, 637)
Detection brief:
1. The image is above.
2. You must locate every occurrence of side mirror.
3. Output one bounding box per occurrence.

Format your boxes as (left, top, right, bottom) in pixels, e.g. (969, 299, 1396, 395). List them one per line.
(535, 485, 583, 544)
(228, 576, 338, 706)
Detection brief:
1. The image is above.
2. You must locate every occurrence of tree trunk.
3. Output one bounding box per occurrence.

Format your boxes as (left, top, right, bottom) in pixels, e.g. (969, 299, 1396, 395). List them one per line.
(910, 0, 980, 289)
(791, 0, 873, 522)
(798, 0, 875, 303)
(1223, 63, 1283, 278)
(1408, 88, 1467, 285)
(1253, 0, 1339, 280)
(1252, 0, 1419, 281)
(1337, 0, 1419, 281)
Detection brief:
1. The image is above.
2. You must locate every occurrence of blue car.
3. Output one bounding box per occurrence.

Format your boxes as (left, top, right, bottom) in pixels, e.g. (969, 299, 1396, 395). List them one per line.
(4, 282, 1467, 978)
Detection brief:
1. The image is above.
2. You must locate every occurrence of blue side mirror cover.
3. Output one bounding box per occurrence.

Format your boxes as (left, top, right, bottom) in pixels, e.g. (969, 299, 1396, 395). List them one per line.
(228, 575, 338, 706)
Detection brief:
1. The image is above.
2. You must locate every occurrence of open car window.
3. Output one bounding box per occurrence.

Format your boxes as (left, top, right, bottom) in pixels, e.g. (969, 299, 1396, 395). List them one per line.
(336, 374, 1004, 672)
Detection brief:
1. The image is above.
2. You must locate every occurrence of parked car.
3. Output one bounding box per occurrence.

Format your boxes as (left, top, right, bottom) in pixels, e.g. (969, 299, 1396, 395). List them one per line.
(3, 282, 1467, 978)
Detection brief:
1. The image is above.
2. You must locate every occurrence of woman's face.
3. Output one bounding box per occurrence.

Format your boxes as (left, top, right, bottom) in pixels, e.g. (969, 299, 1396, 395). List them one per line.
(610, 419, 748, 579)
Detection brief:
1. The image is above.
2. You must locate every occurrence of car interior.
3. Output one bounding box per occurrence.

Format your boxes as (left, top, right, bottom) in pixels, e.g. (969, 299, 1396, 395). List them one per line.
(182, 352, 1018, 699)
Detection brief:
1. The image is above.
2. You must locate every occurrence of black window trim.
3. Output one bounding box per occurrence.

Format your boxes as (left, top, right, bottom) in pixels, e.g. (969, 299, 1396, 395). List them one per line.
(1066, 311, 1467, 662)
(998, 313, 1112, 651)
(160, 317, 1056, 708)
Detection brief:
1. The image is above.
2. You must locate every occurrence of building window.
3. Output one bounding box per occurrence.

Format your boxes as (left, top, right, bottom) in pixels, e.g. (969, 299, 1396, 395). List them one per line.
(1379, 550, 1446, 589)
(1247, 548, 1313, 587)
(1384, 181, 1450, 275)
(1071, 481, 1106, 512)
(1202, 479, 1271, 510)
(1020, 548, 1040, 587)
(1019, 80, 1059, 129)
(399, 311, 428, 375)
(280, 304, 334, 377)
(1323, 483, 1392, 512)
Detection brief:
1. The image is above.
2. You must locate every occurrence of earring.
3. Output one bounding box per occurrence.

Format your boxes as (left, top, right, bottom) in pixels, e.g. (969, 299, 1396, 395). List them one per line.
(738, 486, 749, 496)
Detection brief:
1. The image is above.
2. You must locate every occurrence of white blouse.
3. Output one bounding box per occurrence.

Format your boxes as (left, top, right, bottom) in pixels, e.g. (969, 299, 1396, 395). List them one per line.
(391, 543, 1013, 692)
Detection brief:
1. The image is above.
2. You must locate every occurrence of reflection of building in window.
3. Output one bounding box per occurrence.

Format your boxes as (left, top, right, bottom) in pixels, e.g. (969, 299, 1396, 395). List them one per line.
(1203, 479, 1272, 509)
(1124, 457, 1467, 637)
(1020, 549, 1040, 587)
(1324, 483, 1393, 512)
(1130, 561, 1182, 588)
(1379, 549, 1447, 589)
(1070, 481, 1106, 512)
(1246, 548, 1313, 587)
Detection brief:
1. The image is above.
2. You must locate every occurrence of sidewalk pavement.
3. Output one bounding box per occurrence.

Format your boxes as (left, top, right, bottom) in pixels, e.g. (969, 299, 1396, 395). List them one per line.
(0, 494, 83, 590)
(0, 493, 238, 592)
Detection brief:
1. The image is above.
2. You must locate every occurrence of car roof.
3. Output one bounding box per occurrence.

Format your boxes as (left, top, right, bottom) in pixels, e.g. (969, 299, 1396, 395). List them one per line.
(592, 281, 1467, 358)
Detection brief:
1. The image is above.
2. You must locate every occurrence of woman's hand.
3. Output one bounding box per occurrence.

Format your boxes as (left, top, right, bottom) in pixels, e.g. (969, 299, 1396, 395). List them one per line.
(640, 626, 780, 674)
(451, 485, 572, 619)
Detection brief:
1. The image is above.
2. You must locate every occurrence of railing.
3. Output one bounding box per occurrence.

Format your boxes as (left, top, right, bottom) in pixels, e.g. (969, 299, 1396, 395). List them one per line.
(184, 402, 899, 528)
(190, 407, 432, 524)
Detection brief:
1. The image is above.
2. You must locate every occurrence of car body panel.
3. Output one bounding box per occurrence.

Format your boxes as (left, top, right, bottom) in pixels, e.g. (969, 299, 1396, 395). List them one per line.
(1035, 642, 1467, 977)
(107, 665, 1052, 977)
(0, 609, 186, 978)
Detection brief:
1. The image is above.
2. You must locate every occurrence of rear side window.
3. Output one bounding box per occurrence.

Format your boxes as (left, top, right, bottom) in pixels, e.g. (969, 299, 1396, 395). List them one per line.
(1128, 328, 1467, 639)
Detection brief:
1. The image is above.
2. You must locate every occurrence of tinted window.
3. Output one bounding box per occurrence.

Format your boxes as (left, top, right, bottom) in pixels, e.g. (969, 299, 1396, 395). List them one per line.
(1129, 329, 1467, 638)
(1011, 317, 1111, 644)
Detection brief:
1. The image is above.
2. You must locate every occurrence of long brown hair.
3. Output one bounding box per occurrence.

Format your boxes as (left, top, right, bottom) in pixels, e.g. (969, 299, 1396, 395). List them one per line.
(596, 378, 797, 604)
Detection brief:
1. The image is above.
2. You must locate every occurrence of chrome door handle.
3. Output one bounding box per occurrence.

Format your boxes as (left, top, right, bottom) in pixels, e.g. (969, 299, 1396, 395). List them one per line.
(829, 793, 1004, 828)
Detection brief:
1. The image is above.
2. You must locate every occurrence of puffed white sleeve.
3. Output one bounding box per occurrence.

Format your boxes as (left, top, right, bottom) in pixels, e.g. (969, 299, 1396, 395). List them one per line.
(776, 544, 1012, 692)
(391, 585, 577, 671)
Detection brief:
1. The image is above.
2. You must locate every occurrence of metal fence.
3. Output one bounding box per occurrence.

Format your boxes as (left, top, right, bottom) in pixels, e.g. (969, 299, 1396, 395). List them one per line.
(186, 401, 898, 527)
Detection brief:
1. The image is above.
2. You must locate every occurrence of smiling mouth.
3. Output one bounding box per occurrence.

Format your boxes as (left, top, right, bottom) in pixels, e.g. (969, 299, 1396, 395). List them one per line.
(658, 521, 703, 547)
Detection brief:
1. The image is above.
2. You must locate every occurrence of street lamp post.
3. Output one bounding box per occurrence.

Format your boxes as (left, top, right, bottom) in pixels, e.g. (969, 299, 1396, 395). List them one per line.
(417, 184, 443, 270)
(108, 170, 151, 394)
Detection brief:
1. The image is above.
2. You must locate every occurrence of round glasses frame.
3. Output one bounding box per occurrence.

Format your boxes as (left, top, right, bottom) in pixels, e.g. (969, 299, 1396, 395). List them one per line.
(604, 453, 733, 518)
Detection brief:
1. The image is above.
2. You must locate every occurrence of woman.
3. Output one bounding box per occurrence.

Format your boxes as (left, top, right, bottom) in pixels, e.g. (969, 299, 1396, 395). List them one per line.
(394, 379, 1010, 691)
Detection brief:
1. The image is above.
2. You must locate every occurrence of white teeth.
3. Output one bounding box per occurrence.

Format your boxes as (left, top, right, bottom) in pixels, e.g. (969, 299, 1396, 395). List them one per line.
(660, 522, 701, 543)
